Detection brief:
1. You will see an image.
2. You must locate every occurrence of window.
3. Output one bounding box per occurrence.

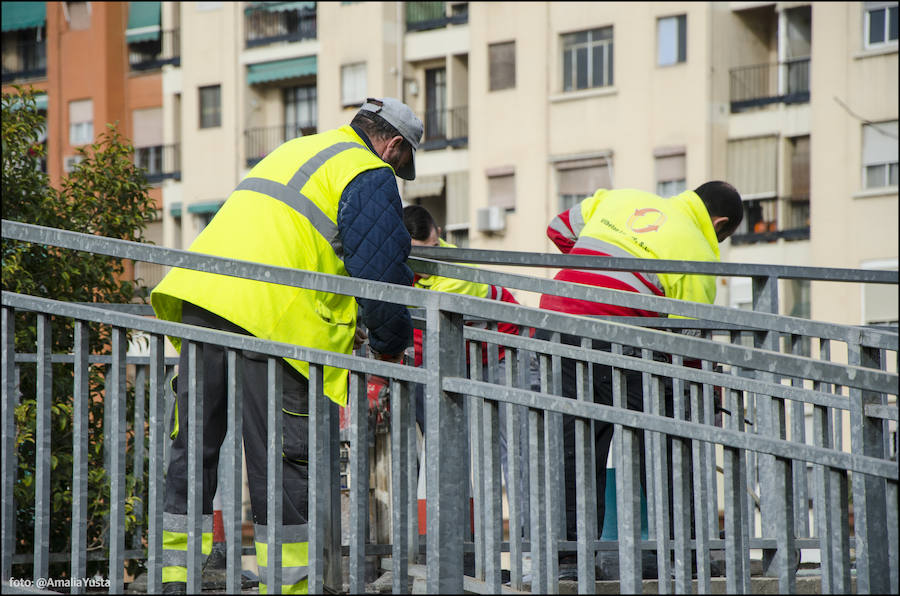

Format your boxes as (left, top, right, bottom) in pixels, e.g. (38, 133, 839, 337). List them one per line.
(562, 27, 613, 91)
(69, 99, 93, 145)
(727, 136, 778, 198)
(862, 121, 899, 189)
(64, 2, 91, 30)
(425, 67, 447, 140)
(487, 167, 516, 211)
(199, 85, 221, 129)
(556, 157, 611, 211)
(284, 85, 317, 137)
(341, 63, 367, 107)
(489, 41, 516, 91)
(655, 148, 686, 197)
(133, 107, 163, 176)
(864, 2, 899, 48)
(657, 15, 686, 66)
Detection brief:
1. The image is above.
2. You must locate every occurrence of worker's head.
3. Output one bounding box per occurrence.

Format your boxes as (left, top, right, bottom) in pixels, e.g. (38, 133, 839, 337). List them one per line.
(352, 98, 423, 181)
(403, 204, 441, 247)
(693, 181, 744, 242)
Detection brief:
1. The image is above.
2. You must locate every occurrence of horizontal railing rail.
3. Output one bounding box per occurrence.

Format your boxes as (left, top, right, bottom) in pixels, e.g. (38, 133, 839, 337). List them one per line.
(128, 29, 181, 70)
(2, 218, 896, 595)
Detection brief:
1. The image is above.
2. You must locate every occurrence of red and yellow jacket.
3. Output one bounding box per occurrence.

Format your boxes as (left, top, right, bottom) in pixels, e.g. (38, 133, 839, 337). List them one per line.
(539, 188, 721, 317)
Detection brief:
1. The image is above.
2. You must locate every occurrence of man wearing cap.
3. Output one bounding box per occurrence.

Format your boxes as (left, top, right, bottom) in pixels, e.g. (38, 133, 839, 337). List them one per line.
(151, 97, 423, 594)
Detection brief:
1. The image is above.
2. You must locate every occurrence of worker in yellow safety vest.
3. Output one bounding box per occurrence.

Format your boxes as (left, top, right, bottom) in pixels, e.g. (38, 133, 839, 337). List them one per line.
(151, 98, 422, 594)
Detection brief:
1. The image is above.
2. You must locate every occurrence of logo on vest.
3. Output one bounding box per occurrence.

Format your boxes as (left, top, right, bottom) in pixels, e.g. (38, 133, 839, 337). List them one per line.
(627, 208, 667, 233)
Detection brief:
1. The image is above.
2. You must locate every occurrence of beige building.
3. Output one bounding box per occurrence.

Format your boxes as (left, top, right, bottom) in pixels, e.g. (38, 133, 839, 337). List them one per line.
(157, 0, 898, 327)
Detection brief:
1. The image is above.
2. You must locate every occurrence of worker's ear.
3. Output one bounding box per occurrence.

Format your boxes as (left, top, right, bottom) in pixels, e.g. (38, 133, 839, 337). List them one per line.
(712, 216, 730, 242)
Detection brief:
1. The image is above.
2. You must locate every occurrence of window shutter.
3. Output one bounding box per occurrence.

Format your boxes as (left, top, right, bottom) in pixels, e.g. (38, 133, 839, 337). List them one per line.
(727, 136, 778, 197)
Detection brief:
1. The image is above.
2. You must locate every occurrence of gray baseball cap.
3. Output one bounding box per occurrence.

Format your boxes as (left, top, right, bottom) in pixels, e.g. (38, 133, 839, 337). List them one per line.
(358, 97, 423, 180)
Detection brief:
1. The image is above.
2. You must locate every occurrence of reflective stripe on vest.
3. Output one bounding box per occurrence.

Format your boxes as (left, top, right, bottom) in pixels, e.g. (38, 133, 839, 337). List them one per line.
(235, 141, 361, 257)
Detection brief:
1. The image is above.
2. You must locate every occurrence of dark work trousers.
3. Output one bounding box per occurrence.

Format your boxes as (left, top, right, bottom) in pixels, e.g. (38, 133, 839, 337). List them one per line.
(538, 330, 694, 547)
(164, 301, 311, 529)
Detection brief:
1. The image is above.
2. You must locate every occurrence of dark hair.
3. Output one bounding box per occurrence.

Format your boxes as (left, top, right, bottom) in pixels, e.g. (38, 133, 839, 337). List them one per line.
(351, 110, 410, 152)
(403, 204, 437, 242)
(693, 180, 743, 240)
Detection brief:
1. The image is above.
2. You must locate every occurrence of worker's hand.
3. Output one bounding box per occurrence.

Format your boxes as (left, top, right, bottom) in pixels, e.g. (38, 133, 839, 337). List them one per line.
(353, 325, 368, 349)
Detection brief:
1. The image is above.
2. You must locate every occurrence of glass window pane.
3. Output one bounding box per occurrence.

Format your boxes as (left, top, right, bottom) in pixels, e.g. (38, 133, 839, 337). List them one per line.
(890, 162, 899, 186)
(869, 8, 886, 44)
(573, 30, 588, 44)
(576, 47, 588, 89)
(889, 5, 898, 40)
(592, 44, 603, 86)
(658, 17, 677, 65)
(677, 15, 687, 62)
(595, 26, 612, 41)
(866, 164, 885, 188)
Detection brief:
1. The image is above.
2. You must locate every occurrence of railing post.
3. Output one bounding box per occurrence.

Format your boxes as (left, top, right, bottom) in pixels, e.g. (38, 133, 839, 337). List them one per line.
(147, 334, 167, 594)
(390, 378, 411, 594)
(752, 275, 796, 592)
(185, 341, 205, 595)
(1, 307, 17, 583)
(425, 296, 466, 594)
(848, 340, 890, 594)
(223, 349, 243, 595)
(70, 321, 90, 594)
(109, 327, 128, 593)
(34, 314, 52, 584)
(347, 361, 368, 594)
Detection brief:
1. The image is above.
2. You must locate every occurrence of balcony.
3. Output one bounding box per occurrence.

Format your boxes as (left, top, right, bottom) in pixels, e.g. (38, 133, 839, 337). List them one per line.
(1, 37, 46, 83)
(729, 58, 810, 112)
(406, 2, 468, 32)
(245, 123, 316, 166)
(730, 195, 810, 245)
(421, 105, 468, 151)
(244, 2, 316, 48)
(135, 143, 181, 184)
(128, 29, 180, 71)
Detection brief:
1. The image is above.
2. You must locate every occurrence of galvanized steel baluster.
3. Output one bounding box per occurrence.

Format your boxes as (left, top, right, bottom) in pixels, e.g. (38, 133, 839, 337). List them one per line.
(70, 321, 89, 594)
(223, 349, 243, 595)
(146, 334, 166, 594)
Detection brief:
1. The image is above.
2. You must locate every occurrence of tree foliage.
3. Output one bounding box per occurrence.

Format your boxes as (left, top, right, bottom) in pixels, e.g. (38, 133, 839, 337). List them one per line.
(2, 85, 158, 579)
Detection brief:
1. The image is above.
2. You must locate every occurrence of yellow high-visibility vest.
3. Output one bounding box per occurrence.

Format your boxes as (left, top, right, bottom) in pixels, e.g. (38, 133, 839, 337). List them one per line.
(151, 125, 394, 405)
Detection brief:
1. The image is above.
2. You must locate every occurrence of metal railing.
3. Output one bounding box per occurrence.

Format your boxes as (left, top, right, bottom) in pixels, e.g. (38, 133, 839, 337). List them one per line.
(731, 196, 811, 245)
(729, 58, 810, 112)
(134, 143, 181, 184)
(244, 3, 317, 48)
(1, 38, 47, 83)
(128, 29, 180, 71)
(244, 124, 317, 167)
(1, 219, 897, 594)
(406, 2, 468, 32)
(422, 105, 468, 150)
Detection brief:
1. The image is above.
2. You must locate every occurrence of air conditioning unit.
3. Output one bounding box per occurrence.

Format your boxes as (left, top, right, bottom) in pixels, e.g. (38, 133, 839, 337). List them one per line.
(63, 155, 84, 173)
(476, 206, 506, 233)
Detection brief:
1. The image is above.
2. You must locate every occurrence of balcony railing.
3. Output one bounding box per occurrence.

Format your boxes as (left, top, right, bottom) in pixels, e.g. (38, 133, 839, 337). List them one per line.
(729, 58, 810, 112)
(244, 2, 317, 48)
(406, 2, 468, 32)
(244, 123, 317, 166)
(731, 196, 810, 245)
(135, 143, 181, 184)
(421, 105, 468, 150)
(1, 38, 47, 83)
(128, 29, 181, 71)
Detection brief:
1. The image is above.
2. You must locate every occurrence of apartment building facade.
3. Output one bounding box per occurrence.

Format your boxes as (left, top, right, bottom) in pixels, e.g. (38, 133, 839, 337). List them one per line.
(4, 1, 897, 328)
(2, 1, 177, 287)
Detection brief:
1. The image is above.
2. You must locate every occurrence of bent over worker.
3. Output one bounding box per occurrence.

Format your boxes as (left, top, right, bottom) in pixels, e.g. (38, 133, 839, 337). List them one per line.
(538, 181, 743, 578)
(151, 98, 423, 594)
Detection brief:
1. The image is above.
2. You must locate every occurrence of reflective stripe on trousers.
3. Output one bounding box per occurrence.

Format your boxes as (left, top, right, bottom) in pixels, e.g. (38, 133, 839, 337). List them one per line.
(255, 523, 310, 594)
(161, 512, 213, 582)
